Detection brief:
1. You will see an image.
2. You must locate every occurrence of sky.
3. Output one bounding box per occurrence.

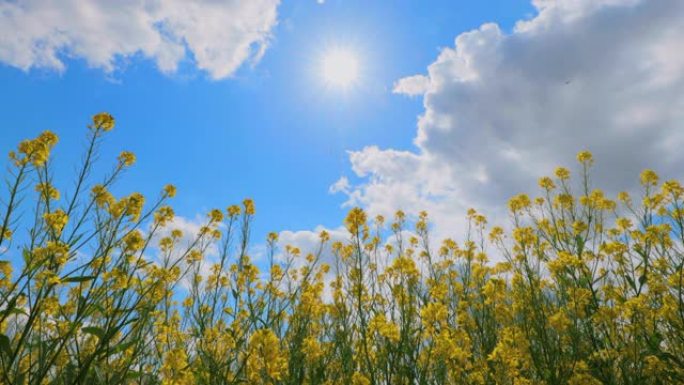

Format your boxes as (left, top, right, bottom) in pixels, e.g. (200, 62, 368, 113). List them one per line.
(1, 0, 683, 254)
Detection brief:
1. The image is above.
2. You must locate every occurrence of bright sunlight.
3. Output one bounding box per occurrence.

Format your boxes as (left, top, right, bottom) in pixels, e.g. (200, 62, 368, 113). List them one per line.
(321, 48, 359, 87)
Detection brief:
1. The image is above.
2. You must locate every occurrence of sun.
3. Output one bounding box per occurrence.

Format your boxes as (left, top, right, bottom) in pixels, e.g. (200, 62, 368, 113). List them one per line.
(321, 49, 359, 88)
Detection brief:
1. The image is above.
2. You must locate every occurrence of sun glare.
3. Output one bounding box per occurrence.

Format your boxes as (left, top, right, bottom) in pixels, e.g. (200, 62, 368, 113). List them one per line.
(321, 49, 359, 88)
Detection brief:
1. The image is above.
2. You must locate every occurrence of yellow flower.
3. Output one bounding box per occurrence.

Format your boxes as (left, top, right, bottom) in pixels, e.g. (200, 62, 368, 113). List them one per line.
(35, 182, 60, 201)
(662, 179, 683, 198)
(538, 176, 556, 190)
(371, 314, 401, 342)
(512, 226, 536, 245)
(209, 209, 224, 223)
(617, 191, 630, 203)
(421, 302, 448, 335)
(482, 278, 506, 305)
(45, 241, 70, 266)
(158, 237, 175, 252)
(125, 192, 145, 221)
(345, 207, 367, 235)
(118, 151, 136, 167)
(548, 310, 571, 332)
(0, 261, 12, 289)
(615, 217, 632, 231)
(154, 206, 175, 226)
(644, 354, 666, 376)
(640, 169, 659, 187)
(123, 230, 145, 252)
(43, 209, 68, 235)
(555, 193, 574, 208)
(302, 336, 323, 363)
(91, 184, 115, 208)
(246, 329, 287, 381)
(227, 204, 241, 217)
(164, 184, 177, 198)
(568, 361, 601, 385)
(42, 296, 60, 316)
(576, 150, 593, 165)
(38, 130, 58, 146)
(508, 194, 531, 213)
(351, 373, 371, 385)
(92, 112, 115, 131)
(554, 166, 570, 180)
(16, 131, 58, 167)
(243, 198, 256, 215)
(489, 226, 504, 242)
(186, 249, 203, 263)
(160, 348, 193, 385)
(571, 220, 587, 235)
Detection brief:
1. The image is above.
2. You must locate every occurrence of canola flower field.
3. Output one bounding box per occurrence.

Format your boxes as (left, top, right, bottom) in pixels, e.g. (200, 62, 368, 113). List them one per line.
(1, 114, 683, 385)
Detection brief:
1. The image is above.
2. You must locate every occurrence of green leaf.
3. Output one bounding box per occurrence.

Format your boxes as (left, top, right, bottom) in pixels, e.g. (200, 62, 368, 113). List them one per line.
(81, 326, 105, 339)
(0, 333, 11, 357)
(113, 339, 136, 354)
(625, 275, 636, 291)
(125, 370, 143, 380)
(62, 275, 96, 283)
(122, 317, 139, 327)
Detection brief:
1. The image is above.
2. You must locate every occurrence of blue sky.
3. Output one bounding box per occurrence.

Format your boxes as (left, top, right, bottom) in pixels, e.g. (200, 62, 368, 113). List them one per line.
(0, 0, 535, 241)
(2, 0, 683, 250)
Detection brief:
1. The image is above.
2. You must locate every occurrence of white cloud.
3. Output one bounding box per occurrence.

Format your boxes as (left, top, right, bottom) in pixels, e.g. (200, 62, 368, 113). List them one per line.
(328, 176, 350, 194)
(335, 0, 684, 241)
(0, 0, 280, 79)
(392, 74, 430, 96)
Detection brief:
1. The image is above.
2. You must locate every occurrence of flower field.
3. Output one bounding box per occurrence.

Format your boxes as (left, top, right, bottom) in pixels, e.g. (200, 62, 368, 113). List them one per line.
(1, 114, 683, 384)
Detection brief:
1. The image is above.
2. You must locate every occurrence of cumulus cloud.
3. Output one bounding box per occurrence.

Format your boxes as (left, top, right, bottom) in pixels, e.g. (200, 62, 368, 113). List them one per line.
(335, 0, 684, 241)
(0, 0, 280, 79)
